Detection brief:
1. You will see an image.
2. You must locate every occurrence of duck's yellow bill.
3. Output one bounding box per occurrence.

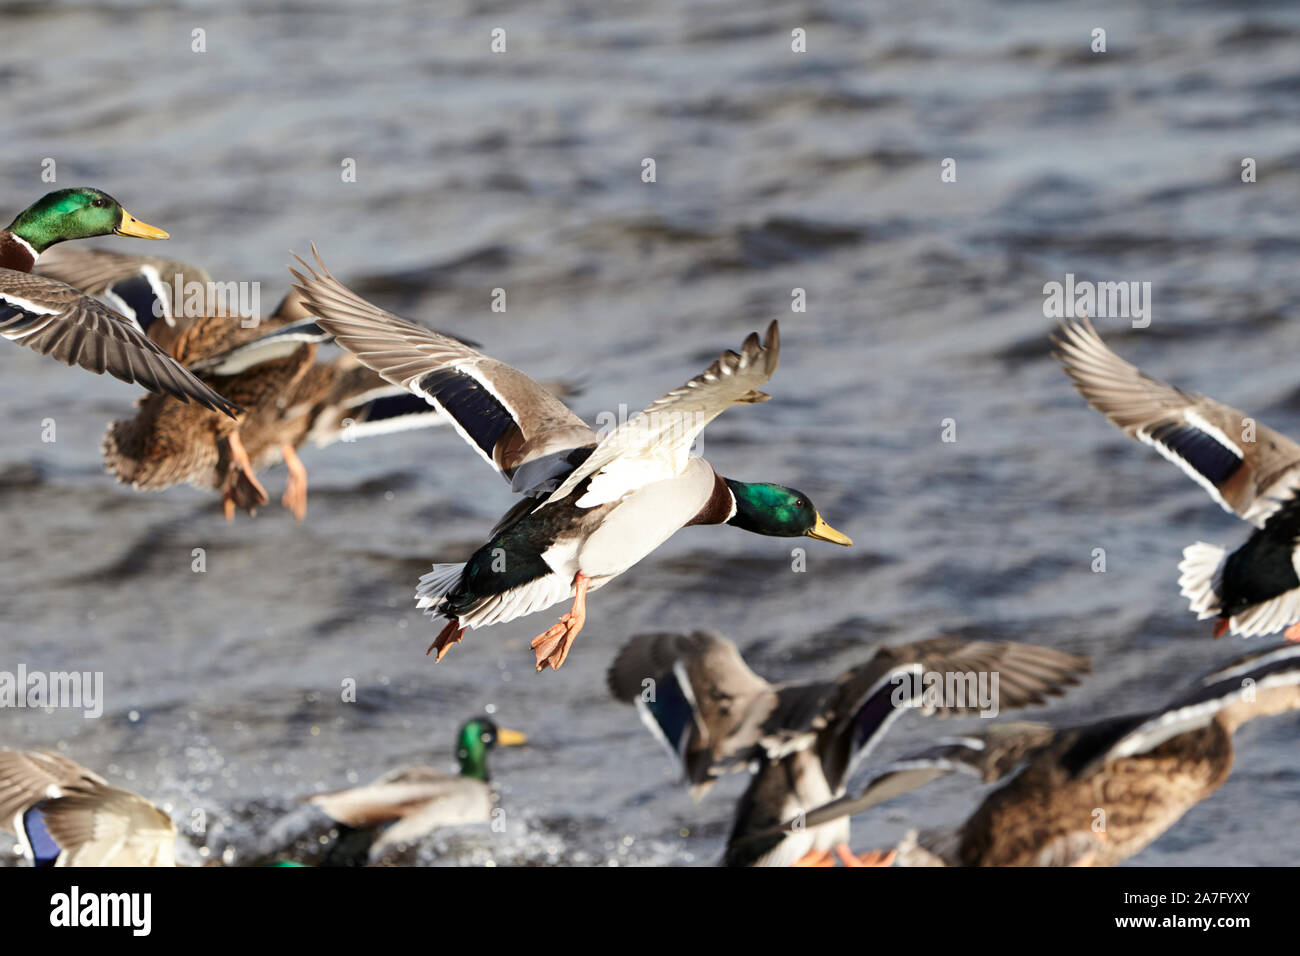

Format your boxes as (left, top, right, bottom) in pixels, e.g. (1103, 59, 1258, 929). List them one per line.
(115, 209, 169, 240)
(497, 727, 527, 747)
(807, 514, 852, 546)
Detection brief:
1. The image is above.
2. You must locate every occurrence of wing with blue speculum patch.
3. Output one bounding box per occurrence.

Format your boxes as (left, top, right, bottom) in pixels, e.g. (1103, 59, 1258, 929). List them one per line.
(20, 803, 62, 866)
(98, 273, 169, 335)
(33, 245, 212, 337)
(309, 384, 451, 446)
(413, 366, 513, 458)
(607, 631, 776, 795)
(827, 637, 1089, 785)
(1055, 315, 1300, 527)
(290, 249, 597, 495)
(635, 662, 699, 770)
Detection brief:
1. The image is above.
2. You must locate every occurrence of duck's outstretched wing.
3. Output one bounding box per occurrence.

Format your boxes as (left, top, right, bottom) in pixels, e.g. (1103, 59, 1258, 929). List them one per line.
(1075, 642, 1300, 775)
(546, 322, 779, 510)
(21, 780, 176, 866)
(0, 749, 106, 834)
(607, 630, 776, 798)
(806, 636, 1089, 782)
(0, 269, 240, 417)
(289, 249, 597, 495)
(1054, 316, 1300, 527)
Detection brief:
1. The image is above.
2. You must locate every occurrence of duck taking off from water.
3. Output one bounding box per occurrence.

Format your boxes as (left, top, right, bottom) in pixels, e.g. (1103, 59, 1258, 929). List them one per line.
(290, 249, 852, 672)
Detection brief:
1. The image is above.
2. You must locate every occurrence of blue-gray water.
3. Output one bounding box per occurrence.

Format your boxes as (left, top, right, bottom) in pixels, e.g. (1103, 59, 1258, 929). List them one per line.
(2, 1, 1299, 865)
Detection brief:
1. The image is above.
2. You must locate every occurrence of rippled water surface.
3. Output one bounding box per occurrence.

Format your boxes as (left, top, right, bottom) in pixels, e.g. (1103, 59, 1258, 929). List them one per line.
(2, 1, 1300, 865)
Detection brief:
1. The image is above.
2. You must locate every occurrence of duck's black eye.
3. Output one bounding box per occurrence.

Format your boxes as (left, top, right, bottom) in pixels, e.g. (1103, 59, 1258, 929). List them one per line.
(795, 498, 806, 508)
(91, 199, 107, 208)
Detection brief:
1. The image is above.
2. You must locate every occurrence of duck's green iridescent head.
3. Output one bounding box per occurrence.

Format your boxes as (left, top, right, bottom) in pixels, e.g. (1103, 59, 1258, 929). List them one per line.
(5, 187, 168, 253)
(723, 479, 853, 545)
(455, 717, 528, 782)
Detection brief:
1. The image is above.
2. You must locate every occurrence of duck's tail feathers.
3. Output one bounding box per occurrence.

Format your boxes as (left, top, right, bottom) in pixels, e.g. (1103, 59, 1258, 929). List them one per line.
(101, 417, 144, 484)
(1178, 541, 1226, 619)
(415, 563, 465, 611)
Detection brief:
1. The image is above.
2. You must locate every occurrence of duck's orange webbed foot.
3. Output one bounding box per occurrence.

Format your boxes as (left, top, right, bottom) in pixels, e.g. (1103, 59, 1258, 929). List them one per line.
(1284, 622, 1300, 643)
(530, 573, 590, 672)
(427, 618, 466, 661)
(791, 849, 835, 867)
(834, 844, 897, 867)
(281, 443, 308, 521)
(221, 430, 268, 521)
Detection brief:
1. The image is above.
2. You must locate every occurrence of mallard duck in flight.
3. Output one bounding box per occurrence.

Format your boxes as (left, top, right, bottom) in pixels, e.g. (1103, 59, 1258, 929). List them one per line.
(768, 642, 1300, 866)
(1056, 316, 1300, 641)
(0, 188, 237, 416)
(608, 630, 1089, 866)
(290, 250, 852, 672)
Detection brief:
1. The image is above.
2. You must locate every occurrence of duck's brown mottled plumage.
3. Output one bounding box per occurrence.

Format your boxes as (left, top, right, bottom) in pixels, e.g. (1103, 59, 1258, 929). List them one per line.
(102, 306, 321, 514)
(955, 721, 1234, 866)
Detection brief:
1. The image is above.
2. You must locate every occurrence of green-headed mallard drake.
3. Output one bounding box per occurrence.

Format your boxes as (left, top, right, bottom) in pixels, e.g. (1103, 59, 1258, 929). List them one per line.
(1056, 316, 1300, 641)
(0, 189, 237, 416)
(305, 717, 526, 865)
(0, 748, 177, 866)
(290, 250, 853, 672)
(779, 642, 1300, 866)
(606, 630, 1090, 866)
(40, 248, 470, 520)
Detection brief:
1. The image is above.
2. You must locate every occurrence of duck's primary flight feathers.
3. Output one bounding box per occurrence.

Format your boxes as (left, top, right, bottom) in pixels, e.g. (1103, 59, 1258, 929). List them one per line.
(23, 779, 177, 867)
(1054, 316, 1300, 526)
(289, 248, 596, 494)
(0, 749, 106, 833)
(546, 321, 780, 510)
(0, 269, 240, 417)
